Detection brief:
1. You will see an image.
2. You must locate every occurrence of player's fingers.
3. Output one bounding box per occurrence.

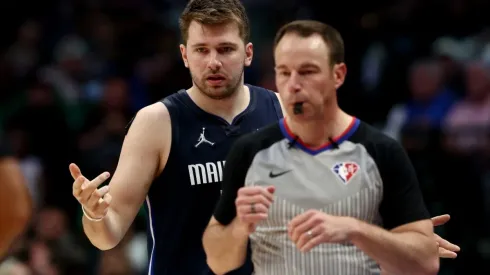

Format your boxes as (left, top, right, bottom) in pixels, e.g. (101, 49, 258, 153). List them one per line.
(69, 163, 82, 180)
(87, 172, 111, 190)
(90, 193, 112, 218)
(431, 214, 450, 227)
(438, 247, 457, 258)
(72, 176, 86, 198)
(80, 172, 110, 202)
(98, 193, 112, 210)
(86, 186, 110, 209)
(289, 215, 322, 243)
(435, 234, 460, 252)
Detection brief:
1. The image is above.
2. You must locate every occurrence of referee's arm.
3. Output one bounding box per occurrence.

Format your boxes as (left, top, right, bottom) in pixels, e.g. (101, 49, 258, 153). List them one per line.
(350, 139, 439, 275)
(203, 137, 252, 275)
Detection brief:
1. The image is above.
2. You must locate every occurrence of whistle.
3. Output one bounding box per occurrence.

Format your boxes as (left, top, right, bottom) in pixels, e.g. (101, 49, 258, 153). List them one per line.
(293, 102, 303, 115)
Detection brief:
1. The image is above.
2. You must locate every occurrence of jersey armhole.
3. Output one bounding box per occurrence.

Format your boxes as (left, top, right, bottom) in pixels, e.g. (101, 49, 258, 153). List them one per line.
(160, 99, 179, 153)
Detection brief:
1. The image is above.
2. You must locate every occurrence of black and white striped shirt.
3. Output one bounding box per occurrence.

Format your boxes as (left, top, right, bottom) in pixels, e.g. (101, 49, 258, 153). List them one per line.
(214, 118, 430, 275)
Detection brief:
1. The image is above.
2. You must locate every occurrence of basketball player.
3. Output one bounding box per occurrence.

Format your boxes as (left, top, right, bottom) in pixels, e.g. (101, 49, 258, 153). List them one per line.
(203, 21, 440, 275)
(0, 137, 32, 259)
(70, 2, 458, 275)
(69, 0, 280, 274)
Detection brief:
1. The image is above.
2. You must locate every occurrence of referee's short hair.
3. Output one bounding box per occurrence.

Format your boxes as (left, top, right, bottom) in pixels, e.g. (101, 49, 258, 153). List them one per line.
(274, 20, 345, 66)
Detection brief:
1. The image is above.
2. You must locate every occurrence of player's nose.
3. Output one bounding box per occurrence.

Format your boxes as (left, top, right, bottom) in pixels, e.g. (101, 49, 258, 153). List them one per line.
(207, 53, 222, 71)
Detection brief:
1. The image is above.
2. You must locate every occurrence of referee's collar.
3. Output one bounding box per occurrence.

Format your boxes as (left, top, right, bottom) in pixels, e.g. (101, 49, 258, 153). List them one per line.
(279, 117, 360, 155)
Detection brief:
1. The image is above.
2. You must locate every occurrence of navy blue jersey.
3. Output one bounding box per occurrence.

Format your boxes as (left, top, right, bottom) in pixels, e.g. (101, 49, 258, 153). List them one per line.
(143, 84, 283, 275)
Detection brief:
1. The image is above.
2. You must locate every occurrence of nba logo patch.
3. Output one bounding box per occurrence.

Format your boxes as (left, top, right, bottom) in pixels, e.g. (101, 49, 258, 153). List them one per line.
(332, 162, 359, 184)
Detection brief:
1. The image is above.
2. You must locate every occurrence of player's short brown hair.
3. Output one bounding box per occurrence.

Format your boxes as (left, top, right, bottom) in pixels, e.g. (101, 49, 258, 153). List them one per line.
(274, 20, 345, 66)
(179, 0, 250, 44)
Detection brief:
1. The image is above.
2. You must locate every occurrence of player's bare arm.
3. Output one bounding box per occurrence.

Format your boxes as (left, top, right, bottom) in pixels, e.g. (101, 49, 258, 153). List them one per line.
(71, 102, 171, 250)
(0, 157, 32, 258)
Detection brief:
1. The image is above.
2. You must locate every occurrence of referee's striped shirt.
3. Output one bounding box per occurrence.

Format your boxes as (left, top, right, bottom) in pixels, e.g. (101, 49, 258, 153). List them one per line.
(213, 117, 430, 275)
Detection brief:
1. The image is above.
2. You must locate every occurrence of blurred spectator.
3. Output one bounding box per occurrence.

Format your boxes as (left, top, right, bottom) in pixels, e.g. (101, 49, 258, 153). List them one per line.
(27, 240, 60, 275)
(3, 127, 43, 208)
(443, 60, 490, 155)
(39, 35, 90, 105)
(78, 77, 133, 178)
(384, 59, 458, 145)
(33, 207, 85, 265)
(98, 248, 133, 275)
(5, 20, 42, 80)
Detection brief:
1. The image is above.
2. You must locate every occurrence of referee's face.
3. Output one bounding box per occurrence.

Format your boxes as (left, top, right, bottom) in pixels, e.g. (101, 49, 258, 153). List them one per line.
(274, 33, 345, 120)
(180, 21, 253, 100)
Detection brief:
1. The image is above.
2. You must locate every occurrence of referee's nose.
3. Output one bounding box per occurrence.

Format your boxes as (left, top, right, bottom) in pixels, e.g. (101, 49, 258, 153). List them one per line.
(287, 71, 302, 93)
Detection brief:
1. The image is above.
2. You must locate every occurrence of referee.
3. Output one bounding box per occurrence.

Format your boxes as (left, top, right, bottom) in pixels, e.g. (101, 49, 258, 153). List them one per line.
(203, 20, 439, 275)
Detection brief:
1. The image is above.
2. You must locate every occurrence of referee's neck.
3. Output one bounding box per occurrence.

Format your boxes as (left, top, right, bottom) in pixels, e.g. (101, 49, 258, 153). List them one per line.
(286, 109, 351, 149)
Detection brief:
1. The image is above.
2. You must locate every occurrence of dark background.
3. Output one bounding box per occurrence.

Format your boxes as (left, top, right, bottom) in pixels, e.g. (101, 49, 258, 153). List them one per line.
(0, 0, 489, 274)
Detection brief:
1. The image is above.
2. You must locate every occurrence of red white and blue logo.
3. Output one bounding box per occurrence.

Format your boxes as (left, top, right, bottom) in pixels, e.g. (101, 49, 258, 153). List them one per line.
(332, 162, 359, 184)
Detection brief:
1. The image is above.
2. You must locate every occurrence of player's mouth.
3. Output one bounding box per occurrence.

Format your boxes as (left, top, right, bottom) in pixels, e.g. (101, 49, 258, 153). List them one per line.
(206, 75, 226, 85)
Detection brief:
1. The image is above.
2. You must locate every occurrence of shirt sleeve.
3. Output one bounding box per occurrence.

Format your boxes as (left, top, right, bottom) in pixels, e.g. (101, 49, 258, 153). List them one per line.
(377, 138, 431, 230)
(213, 135, 254, 226)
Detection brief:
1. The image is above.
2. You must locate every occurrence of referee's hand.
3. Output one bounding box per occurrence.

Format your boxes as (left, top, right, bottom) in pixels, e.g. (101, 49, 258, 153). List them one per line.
(288, 209, 353, 252)
(235, 186, 275, 232)
(70, 163, 112, 221)
(431, 214, 460, 258)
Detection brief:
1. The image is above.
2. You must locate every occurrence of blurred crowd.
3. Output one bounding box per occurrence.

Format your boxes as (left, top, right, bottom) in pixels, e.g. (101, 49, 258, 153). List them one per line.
(0, 0, 489, 274)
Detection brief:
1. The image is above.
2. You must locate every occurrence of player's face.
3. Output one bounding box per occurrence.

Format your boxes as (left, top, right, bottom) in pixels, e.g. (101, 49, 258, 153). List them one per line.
(274, 33, 346, 120)
(180, 21, 253, 99)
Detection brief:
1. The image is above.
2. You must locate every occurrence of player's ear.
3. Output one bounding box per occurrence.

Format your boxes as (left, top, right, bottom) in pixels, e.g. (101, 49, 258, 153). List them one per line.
(244, 42, 253, 67)
(333, 62, 347, 89)
(180, 44, 189, 68)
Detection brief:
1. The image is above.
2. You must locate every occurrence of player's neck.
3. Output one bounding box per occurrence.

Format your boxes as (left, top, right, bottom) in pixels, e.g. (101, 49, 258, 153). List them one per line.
(187, 84, 250, 124)
(287, 105, 352, 149)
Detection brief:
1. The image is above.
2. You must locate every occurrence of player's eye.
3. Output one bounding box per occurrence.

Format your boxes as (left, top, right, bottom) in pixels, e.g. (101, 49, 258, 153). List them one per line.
(195, 48, 207, 53)
(219, 47, 234, 53)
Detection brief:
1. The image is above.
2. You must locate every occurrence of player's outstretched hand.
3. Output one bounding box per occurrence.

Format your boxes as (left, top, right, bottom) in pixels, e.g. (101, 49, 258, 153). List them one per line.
(235, 186, 275, 233)
(431, 214, 460, 258)
(70, 163, 112, 221)
(288, 209, 354, 252)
